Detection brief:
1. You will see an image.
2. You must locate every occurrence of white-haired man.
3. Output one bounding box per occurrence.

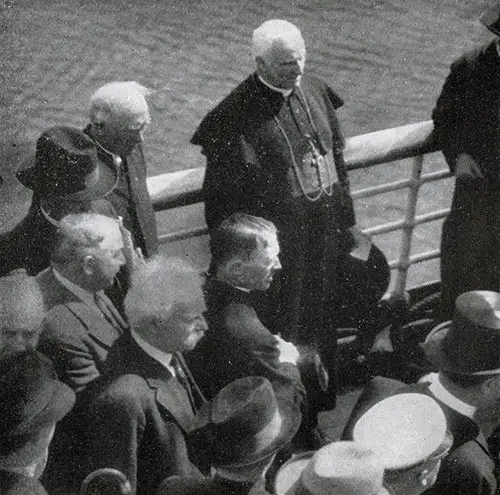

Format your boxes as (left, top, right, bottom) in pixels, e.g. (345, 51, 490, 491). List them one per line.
(84, 81, 158, 257)
(37, 213, 128, 393)
(192, 20, 389, 402)
(80, 256, 208, 495)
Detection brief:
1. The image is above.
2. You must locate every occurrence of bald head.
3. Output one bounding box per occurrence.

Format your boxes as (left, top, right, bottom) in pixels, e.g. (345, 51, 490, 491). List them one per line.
(0, 273, 45, 361)
(125, 256, 207, 352)
(89, 81, 151, 156)
(252, 20, 306, 90)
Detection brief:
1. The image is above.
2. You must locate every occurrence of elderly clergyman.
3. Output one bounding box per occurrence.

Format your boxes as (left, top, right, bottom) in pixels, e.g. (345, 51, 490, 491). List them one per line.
(84, 81, 158, 257)
(191, 19, 389, 404)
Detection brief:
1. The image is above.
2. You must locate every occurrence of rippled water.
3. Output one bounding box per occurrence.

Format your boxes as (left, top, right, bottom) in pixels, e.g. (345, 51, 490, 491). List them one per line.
(0, 0, 493, 285)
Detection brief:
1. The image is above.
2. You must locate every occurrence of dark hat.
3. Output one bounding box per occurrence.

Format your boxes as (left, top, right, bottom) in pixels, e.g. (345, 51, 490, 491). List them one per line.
(16, 126, 118, 201)
(0, 350, 75, 454)
(480, 3, 500, 37)
(422, 291, 500, 375)
(188, 376, 301, 468)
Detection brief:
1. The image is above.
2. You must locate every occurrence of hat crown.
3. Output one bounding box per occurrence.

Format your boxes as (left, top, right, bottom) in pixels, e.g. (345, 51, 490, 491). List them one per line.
(442, 291, 500, 373)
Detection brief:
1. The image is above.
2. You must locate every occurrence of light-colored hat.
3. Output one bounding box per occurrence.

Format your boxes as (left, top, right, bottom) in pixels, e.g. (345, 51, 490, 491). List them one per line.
(353, 393, 447, 471)
(274, 442, 389, 495)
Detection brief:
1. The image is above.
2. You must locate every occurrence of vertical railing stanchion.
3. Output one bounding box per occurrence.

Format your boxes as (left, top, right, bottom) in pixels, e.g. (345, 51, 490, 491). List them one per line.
(392, 154, 424, 299)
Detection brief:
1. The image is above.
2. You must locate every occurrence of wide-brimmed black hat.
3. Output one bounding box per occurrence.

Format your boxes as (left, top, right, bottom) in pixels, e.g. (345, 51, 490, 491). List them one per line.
(422, 291, 500, 375)
(480, 3, 500, 37)
(188, 376, 301, 468)
(17, 126, 118, 202)
(0, 350, 75, 455)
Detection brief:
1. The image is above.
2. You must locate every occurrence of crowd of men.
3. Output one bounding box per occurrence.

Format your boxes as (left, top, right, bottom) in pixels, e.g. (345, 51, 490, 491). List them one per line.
(2, 5, 500, 495)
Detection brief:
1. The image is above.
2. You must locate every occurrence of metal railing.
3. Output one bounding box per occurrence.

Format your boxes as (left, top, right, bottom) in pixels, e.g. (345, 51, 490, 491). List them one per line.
(146, 120, 451, 298)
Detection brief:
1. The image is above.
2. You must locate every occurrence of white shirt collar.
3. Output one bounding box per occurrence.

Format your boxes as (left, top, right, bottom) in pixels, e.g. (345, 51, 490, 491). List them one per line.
(52, 267, 96, 308)
(257, 74, 294, 97)
(131, 329, 175, 376)
(496, 39, 500, 59)
(419, 372, 477, 419)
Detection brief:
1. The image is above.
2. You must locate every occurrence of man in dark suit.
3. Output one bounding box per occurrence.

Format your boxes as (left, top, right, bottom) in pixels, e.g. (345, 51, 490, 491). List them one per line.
(81, 256, 208, 495)
(192, 19, 389, 395)
(433, 4, 500, 318)
(37, 212, 128, 393)
(344, 291, 500, 494)
(83, 81, 158, 258)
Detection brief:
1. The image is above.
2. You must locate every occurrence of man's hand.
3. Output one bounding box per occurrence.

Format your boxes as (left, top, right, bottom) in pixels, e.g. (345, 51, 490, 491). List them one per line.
(275, 335, 300, 365)
(455, 153, 484, 180)
(118, 217, 146, 274)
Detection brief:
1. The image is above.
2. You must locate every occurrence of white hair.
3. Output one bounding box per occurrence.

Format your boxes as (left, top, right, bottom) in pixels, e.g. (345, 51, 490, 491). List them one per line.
(251, 19, 304, 60)
(51, 213, 120, 265)
(124, 256, 204, 332)
(89, 81, 150, 124)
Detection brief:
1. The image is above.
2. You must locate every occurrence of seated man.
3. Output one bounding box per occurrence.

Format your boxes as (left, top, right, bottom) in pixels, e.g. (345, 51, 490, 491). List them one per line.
(0, 271, 45, 361)
(344, 291, 500, 494)
(81, 256, 208, 495)
(187, 213, 316, 447)
(37, 213, 128, 393)
(0, 351, 75, 495)
(158, 376, 302, 495)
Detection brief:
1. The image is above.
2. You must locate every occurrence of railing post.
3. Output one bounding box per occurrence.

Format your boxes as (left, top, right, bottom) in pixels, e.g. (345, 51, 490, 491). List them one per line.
(393, 154, 424, 298)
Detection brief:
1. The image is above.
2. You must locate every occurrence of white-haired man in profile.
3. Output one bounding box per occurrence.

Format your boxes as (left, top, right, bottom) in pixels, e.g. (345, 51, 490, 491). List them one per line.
(80, 256, 208, 495)
(192, 20, 389, 408)
(84, 81, 158, 258)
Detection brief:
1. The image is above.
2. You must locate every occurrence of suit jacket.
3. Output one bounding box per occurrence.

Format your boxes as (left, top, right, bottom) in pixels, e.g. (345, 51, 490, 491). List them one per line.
(157, 474, 271, 495)
(81, 332, 205, 495)
(342, 376, 498, 495)
(0, 472, 48, 495)
(433, 41, 500, 316)
(84, 125, 158, 257)
(36, 268, 125, 393)
(187, 278, 305, 402)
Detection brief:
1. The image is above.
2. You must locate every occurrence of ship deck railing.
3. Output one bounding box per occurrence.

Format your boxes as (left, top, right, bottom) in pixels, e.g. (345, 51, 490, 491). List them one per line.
(146, 120, 449, 300)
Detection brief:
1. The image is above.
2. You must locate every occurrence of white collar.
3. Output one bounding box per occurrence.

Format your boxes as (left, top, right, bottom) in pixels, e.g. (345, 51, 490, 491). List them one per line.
(52, 267, 96, 309)
(496, 39, 500, 59)
(257, 75, 294, 97)
(420, 372, 477, 419)
(131, 329, 175, 376)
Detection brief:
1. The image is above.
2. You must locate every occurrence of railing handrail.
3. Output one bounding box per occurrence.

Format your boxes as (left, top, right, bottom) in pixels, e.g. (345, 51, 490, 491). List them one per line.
(147, 120, 438, 210)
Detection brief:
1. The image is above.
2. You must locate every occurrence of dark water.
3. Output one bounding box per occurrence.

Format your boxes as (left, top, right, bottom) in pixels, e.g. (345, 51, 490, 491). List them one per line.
(0, 0, 493, 286)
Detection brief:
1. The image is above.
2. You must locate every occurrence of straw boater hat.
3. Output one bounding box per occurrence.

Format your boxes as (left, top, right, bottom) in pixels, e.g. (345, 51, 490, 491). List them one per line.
(422, 291, 500, 375)
(352, 393, 451, 472)
(480, 3, 500, 37)
(188, 376, 302, 468)
(17, 126, 118, 202)
(274, 441, 388, 495)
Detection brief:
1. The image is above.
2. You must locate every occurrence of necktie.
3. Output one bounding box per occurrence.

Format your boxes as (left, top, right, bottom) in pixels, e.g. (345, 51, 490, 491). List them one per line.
(171, 354, 197, 411)
(94, 291, 127, 334)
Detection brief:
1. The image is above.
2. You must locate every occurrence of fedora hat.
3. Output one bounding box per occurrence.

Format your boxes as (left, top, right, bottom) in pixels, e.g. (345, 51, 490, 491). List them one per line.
(422, 291, 500, 375)
(0, 350, 75, 456)
(17, 126, 118, 202)
(353, 393, 449, 471)
(188, 376, 301, 468)
(274, 442, 388, 495)
(480, 3, 500, 37)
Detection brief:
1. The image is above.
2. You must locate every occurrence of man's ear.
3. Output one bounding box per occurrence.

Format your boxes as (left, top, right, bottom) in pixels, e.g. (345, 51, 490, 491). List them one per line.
(83, 255, 95, 276)
(226, 258, 245, 278)
(255, 56, 266, 73)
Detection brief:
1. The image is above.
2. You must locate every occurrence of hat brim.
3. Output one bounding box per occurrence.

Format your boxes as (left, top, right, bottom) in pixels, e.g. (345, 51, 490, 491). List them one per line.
(422, 321, 500, 376)
(274, 452, 389, 495)
(16, 157, 118, 202)
(191, 389, 302, 468)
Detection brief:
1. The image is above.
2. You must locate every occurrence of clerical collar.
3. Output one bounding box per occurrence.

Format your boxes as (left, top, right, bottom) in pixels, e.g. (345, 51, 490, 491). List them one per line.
(131, 329, 175, 376)
(257, 74, 294, 97)
(419, 372, 477, 419)
(52, 267, 96, 309)
(496, 38, 500, 59)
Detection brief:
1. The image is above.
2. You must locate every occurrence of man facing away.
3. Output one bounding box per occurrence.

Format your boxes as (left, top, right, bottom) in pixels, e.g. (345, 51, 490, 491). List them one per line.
(80, 256, 208, 495)
(433, 3, 500, 318)
(83, 81, 158, 257)
(192, 19, 389, 401)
